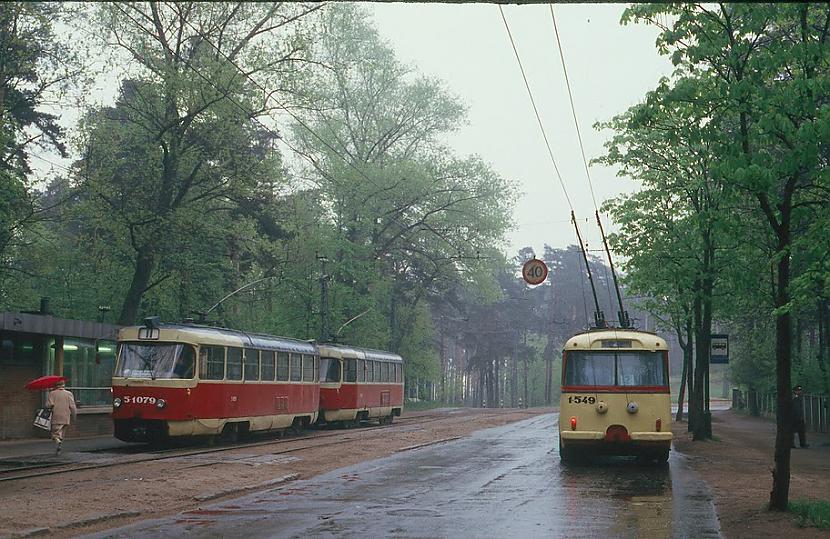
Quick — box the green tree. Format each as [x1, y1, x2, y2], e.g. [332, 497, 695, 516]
[292, 4, 517, 361]
[623, 3, 830, 509]
[88, 2, 320, 324]
[0, 2, 79, 302]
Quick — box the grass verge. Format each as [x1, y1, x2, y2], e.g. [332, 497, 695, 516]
[789, 500, 830, 529]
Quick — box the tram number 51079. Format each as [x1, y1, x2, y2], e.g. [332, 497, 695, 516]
[567, 395, 596, 404]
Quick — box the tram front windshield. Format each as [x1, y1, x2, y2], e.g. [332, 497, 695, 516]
[565, 351, 666, 387]
[115, 342, 196, 379]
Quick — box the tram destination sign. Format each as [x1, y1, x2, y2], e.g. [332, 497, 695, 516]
[710, 334, 729, 364]
[522, 258, 548, 286]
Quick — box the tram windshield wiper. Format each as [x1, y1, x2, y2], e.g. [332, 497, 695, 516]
[136, 349, 158, 380]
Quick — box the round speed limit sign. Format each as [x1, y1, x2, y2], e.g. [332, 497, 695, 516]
[522, 258, 548, 285]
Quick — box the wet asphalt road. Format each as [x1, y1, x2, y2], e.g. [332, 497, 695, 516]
[88, 414, 721, 539]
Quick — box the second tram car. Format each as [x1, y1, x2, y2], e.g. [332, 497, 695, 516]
[559, 329, 672, 463]
[112, 320, 320, 443]
[318, 343, 404, 426]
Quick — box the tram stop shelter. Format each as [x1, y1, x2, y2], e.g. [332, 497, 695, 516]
[0, 308, 120, 439]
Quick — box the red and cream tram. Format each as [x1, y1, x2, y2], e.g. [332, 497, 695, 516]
[112, 319, 320, 443]
[318, 343, 404, 426]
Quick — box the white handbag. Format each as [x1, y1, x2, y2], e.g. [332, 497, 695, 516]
[33, 408, 52, 431]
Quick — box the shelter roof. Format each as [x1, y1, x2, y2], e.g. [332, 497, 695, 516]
[0, 312, 120, 341]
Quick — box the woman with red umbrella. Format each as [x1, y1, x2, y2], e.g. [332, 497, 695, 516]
[45, 380, 76, 454]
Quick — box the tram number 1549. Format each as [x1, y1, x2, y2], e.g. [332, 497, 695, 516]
[567, 395, 596, 404]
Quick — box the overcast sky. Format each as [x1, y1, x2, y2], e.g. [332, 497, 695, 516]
[370, 3, 674, 257]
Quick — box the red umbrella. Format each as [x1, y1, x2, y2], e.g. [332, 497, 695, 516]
[24, 375, 67, 391]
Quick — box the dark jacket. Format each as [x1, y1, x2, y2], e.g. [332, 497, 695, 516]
[792, 394, 805, 424]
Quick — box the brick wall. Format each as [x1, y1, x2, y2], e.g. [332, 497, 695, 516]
[0, 365, 42, 439]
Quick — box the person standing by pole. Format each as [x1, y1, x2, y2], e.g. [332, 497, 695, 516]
[46, 381, 77, 454]
[791, 385, 809, 449]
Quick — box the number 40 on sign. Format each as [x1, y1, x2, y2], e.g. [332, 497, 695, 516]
[522, 258, 548, 285]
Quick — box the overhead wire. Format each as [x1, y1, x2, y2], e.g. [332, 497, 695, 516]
[497, 5, 574, 212]
[550, 5, 626, 326]
[549, 5, 599, 212]
[499, 5, 593, 325]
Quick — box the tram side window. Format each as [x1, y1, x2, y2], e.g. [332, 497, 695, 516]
[276, 352, 289, 381]
[261, 350, 276, 381]
[290, 353, 302, 382]
[302, 354, 315, 382]
[244, 349, 260, 381]
[344, 359, 357, 382]
[227, 348, 243, 380]
[373, 361, 381, 382]
[320, 357, 341, 383]
[395, 364, 402, 383]
[357, 359, 365, 382]
[315, 357, 320, 382]
[200, 346, 225, 380]
[382, 362, 390, 382]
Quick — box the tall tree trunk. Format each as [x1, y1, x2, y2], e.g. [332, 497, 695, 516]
[769, 221, 793, 510]
[818, 299, 829, 394]
[118, 246, 155, 325]
[511, 335, 518, 407]
[691, 284, 704, 435]
[692, 234, 715, 440]
[686, 317, 695, 431]
[675, 323, 691, 422]
[494, 357, 501, 407]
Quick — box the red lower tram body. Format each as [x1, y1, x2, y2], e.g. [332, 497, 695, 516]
[319, 382, 404, 425]
[112, 381, 319, 442]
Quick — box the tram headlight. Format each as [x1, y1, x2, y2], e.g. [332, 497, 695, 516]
[113, 397, 122, 409]
[156, 399, 166, 409]
[596, 401, 608, 414]
[626, 401, 639, 414]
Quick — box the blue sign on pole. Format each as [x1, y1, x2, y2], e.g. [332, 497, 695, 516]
[710, 334, 729, 364]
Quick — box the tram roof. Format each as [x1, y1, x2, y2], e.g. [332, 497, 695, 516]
[564, 328, 667, 352]
[316, 342, 403, 363]
[118, 323, 317, 354]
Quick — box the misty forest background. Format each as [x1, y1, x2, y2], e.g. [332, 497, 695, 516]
[2, 3, 829, 418]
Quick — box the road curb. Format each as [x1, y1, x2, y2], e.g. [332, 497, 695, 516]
[395, 436, 463, 452]
[194, 473, 299, 502]
[6, 512, 144, 537]
[10, 527, 50, 538]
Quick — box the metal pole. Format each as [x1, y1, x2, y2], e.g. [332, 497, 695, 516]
[318, 256, 330, 342]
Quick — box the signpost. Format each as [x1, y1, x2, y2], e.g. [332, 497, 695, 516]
[521, 258, 548, 286]
[710, 334, 729, 364]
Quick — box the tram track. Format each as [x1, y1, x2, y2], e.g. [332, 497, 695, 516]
[0, 409, 496, 483]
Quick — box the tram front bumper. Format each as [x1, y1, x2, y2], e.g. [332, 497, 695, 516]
[561, 431, 673, 442]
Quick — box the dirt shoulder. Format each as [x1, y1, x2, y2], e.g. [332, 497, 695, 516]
[672, 409, 830, 538]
